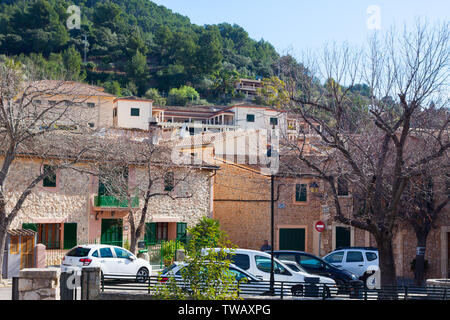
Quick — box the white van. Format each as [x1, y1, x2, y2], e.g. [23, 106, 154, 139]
[206, 248, 336, 296]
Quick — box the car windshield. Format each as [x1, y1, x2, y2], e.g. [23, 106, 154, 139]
[66, 247, 91, 257]
[162, 264, 179, 275]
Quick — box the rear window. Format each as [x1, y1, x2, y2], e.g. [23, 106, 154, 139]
[162, 264, 178, 275]
[366, 252, 378, 261]
[67, 247, 91, 257]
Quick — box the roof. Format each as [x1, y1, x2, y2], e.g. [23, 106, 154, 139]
[114, 96, 154, 103]
[7, 229, 36, 237]
[28, 80, 116, 98]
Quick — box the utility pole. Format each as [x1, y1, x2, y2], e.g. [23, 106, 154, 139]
[269, 173, 275, 295]
[83, 34, 89, 63]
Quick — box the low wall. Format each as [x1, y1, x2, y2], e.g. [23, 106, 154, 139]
[97, 292, 159, 300]
[18, 268, 60, 300]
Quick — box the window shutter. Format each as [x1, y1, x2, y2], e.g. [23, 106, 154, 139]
[145, 223, 157, 245]
[176, 223, 187, 243]
[63, 223, 77, 249]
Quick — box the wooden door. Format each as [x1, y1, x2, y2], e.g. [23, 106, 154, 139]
[279, 228, 306, 251]
[20, 236, 34, 269]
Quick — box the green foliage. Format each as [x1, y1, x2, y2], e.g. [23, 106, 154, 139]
[156, 217, 241, 300]
[0, 0, 282, 100]
[168, 85, 200, 106]
[144, 88, 166, 106]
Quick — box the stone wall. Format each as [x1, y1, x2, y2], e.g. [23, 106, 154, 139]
[18, 268, 60, 300]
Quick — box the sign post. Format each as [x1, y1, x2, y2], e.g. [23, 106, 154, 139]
[315, 221, 326, 257]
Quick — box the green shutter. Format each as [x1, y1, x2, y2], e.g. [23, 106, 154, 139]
[145, 223, 157, 245]
[63, 223, 77, 249]
[22, 223, 38, 232]
[176, 223, 187, 243]
[296, 184, 307, 202]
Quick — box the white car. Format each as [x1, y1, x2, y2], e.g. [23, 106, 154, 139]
[322, 247, 379, 281]
[206, 248, 337, 297]
[61, 245, 152, 282]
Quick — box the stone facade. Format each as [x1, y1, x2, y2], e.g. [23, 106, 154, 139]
[2, 155, 214, 250]
[212, 159, 449, 280]
[18, 268, 60, 300]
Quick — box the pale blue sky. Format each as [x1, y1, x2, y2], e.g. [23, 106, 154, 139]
[152, 0, 449, 56]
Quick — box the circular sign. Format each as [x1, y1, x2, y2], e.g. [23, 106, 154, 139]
[315, 221, 326, 233]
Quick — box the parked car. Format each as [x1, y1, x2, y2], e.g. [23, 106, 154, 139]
[206, 248, 337, 297]
[271, 250, 363, 293]
[60, 245, 152, 283]
[159, 261, 283, 296]
[322, 247, 379, 284]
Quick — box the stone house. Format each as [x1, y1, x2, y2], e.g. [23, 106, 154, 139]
[2, 135, 217, 266]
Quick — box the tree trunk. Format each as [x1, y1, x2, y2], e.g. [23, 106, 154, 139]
[413, 231, 428, 286]
[127, 212, 137, 254]
[376, 233, 398, 299]
[0, 218, 9, 282]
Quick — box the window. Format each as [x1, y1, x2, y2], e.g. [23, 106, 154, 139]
[131, 108, 140, 116]
[298, 256, 324, 269]
[276, 254, 296, 262]
[34, 100, 41, 105]
[10, 236, 19, 254]
[87, 103, 95, 108]
[346, 251, 364, 263]
[99, 247, 114, 258]
[164, 172, 174, 192]
[43, 165, 57, 188]
[255, 255, 291, 275]
[113, 108, 117, 117]
[230, 254, 251, 271]
[295, 184, 307, 202]
[337, 177, 349, 196]
[37, 223, 61, 249]
[48, 100, 57, 106]
[246, 114, 255, 122]
[324, 251, 344, 264]
[67, 247, 91, 257]
[88, 123, 95, 128]
[366, 252, 378, 261]
[269, 117, 278, 126]
[228, 268, 249, 281]
[157, 223, 168, 241]
[92, 250, 99, 258]
[114, 248, 131, 259]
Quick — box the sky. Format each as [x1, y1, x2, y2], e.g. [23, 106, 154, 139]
[152, 0, 449, 58]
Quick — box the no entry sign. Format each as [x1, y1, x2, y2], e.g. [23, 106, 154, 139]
[315, 221, 326, 233]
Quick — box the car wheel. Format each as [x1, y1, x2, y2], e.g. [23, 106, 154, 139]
[291, 285, 304, 297]
[136, 267, 149, 283]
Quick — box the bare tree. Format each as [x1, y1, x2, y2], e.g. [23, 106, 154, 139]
[283, 21, 449, 292]
[0, 58, 100, 280]
[92, 135, 203, 254]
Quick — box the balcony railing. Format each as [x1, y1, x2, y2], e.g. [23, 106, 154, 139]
[94, 195, 139, 208]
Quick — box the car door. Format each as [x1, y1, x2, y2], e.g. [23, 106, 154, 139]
[98, 247, 118, 275]
[113, 247, 136, 275]
[343, 251, 366, 276]
[253, 255, 293, 283]
[323, 251, 345, 269]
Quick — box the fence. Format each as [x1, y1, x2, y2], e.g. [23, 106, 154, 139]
[144, 240, 184, 271]
[97, 274, 450, 301]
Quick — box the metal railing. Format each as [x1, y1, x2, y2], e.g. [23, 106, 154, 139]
[98, 274, 450, 300]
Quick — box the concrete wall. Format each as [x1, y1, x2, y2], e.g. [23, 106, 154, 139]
[116, 100, 153, 130]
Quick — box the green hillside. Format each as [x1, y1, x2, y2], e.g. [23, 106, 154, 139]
[0, 0, 282, 103]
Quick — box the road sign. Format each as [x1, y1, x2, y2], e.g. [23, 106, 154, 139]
[315, 221, 326, 233]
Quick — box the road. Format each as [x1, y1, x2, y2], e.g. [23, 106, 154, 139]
[0, 287, 11, 300]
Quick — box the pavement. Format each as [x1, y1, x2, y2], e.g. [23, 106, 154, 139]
[0, 286, 11, 300]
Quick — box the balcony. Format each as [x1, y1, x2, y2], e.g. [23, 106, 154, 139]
[94, 195, 139, 208]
